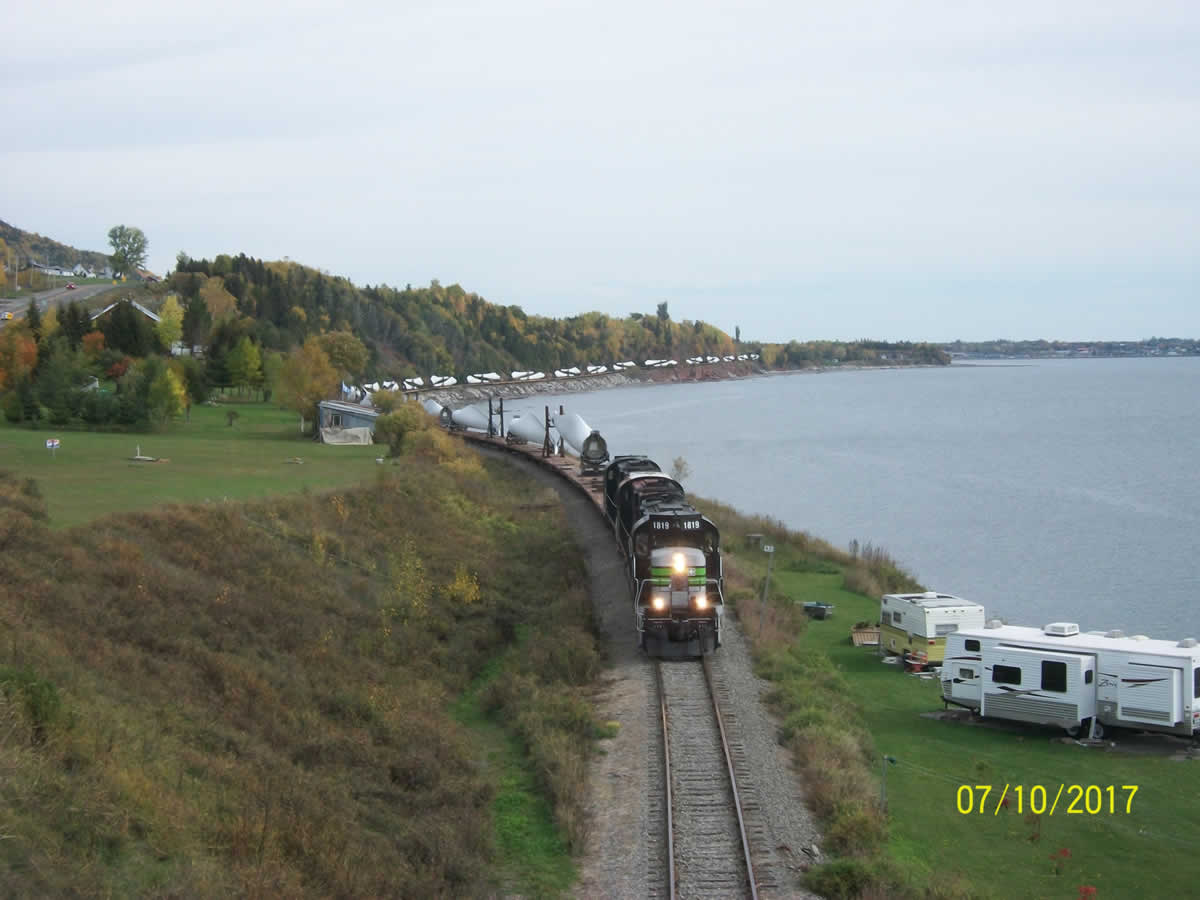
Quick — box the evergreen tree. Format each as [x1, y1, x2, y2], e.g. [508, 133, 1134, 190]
[25, 299, 42, 342]
[181, 294, 212, 348]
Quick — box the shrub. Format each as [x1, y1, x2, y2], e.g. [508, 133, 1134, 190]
[374, 403, 435, 456]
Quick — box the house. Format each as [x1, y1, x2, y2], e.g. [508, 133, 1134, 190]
[131, 269, 161, 283]
[317, 400, 380, 445]
[89, 300, 161, 323]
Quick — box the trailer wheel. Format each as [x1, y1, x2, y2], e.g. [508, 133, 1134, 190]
[1091, 720, 1105, 740]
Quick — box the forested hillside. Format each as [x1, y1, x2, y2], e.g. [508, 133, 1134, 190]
[0, 220, 109, 271]
[171, 254, 740, 377]
[170, 253, 948, 379]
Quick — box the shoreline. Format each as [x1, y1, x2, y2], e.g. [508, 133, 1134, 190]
[415, 360, 948, 408]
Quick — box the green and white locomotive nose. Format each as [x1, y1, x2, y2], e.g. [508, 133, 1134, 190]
[648, 547, 708, 613]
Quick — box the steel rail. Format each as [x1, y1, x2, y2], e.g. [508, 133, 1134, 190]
[702, 655, 759, 900]
[656, 661, 677, 900]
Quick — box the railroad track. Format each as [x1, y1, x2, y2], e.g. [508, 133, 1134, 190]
[656, 657, 760, 899]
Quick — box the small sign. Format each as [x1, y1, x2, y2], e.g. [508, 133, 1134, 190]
[45, 438, 60, 450]
[762, 544, 774, 553]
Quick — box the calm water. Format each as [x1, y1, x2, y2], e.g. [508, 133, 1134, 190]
[527, 358, 1200, 639]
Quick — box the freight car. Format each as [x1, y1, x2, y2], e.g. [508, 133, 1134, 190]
[604, 456, 724, 657]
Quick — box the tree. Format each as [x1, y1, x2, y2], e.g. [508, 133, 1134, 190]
[670, 456, 691, 482]
[100, 301, 156, 357]
[181, 294, 212, 347]
[260, 350, 283, 403]
[0, 325, 38, 390]
[144, 359, 186, 424]
[199, 275, 237, 321]
[40, 305, 59, 339]
[25, 300, 42, 342]
[276, 338, 338, 433]
[735, 325, 741, 345]
[108, 225, 148, 278]
[156, 295, 184, 349]
[226, 336, 262, 394]
[60, 301, 92, 351]
[373, 404, 432, 457]
[317, 331, 368, 382]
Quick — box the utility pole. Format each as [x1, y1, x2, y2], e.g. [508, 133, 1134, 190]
[880, 755, 897, 812]
[757, 544, 775, 638]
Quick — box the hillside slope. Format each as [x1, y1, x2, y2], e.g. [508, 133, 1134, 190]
[0, 219, 109, 271]
[0, 436, 600, 896]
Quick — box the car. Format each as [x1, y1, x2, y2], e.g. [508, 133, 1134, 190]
[66, 282, 77, 290]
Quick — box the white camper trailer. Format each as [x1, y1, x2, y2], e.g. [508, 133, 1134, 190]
[942, 622, 1200, 739]
[879, 592, 985, 664]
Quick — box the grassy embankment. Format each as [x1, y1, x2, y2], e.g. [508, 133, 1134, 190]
[694, 497, 1200, 900]
[0, 407, 597, 896]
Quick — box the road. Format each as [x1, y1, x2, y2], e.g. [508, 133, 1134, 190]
[0, 282, 118, 321]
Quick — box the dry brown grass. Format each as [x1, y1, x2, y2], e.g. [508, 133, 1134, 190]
[0, 440, 593, 897]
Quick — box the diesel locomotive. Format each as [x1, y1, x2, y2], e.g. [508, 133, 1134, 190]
[603, 456, 724, 656]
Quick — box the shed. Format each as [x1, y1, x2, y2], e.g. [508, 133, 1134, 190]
[318, 400, 380, 444]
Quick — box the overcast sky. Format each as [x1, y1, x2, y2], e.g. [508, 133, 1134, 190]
[4, 1, 1197, 342]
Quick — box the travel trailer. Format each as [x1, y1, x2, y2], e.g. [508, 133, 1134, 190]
[879, 592, 985, 664]
[942, 621, 1200, 739]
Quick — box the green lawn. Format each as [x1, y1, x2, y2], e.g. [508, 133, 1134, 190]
[767, 567, 1200, 899]
[453, 643, 576, 899]
[0, 402, 382, 528]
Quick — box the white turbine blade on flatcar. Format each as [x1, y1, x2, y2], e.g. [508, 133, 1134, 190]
[556, 413, 594, 455]
[450, 404, 490, 431]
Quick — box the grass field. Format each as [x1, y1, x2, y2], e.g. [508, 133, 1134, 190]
[0, 402, 381, 528]
[728, 535, 1200, 899]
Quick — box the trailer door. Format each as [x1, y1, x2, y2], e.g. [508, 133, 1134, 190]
[1118, 664, 1182, 727]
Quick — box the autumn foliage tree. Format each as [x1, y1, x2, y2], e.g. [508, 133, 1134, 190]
[156, 295, 184, 350]
[317, 331, 368, 384]
[225, 336, 263, 395]
[277, 338, 338, 433]
[0, 325, 38, 390]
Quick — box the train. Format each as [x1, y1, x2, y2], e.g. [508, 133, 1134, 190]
[603, 455, 724, 657]
[435, 399, 725, 657]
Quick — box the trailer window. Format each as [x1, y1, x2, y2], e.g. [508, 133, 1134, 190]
[1085, 670, 1093, 684]
[992, 665, 1021, 685]
[881, 612, 891, 626]
[1041, 661, 1067, 693]
[1195, 668, 1199, 699]
[965, 639, 980, 652]
[935, 624, 958, 636]
[959, 668, 975, 680]
[893, 612, 902, 625]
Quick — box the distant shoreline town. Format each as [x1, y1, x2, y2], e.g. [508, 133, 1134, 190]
[943, 337, 1197, 359]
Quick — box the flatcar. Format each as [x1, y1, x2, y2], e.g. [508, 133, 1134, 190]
[603, 456, 724, 656]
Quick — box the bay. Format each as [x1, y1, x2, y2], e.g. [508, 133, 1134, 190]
[529, 358, 1200, 639]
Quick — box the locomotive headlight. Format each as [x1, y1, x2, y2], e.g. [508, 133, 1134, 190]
[672, 553, 686, 574]
[651, 595, 667, 612]
[694, 594, 708, 610]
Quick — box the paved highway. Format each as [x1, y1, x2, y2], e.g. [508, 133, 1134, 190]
[0, 283, 119, 321]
